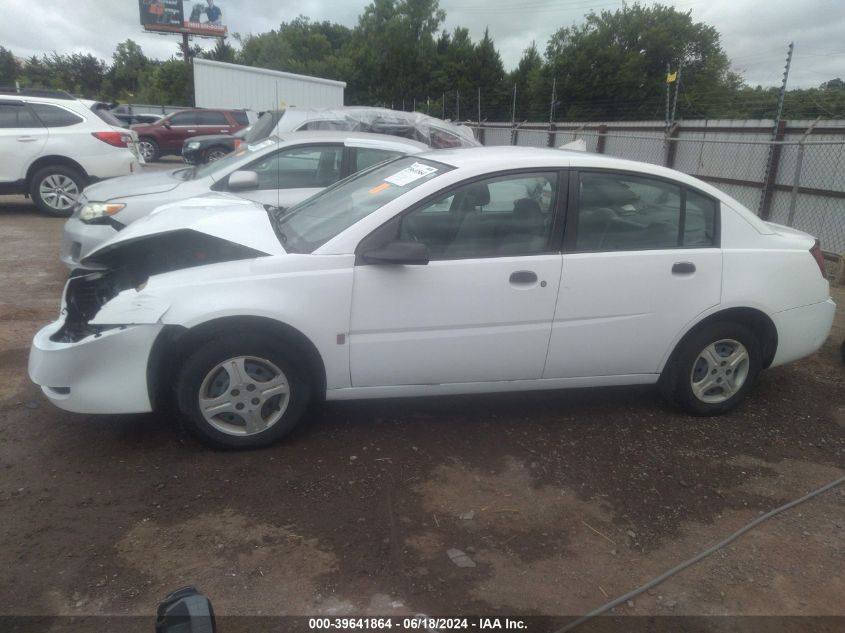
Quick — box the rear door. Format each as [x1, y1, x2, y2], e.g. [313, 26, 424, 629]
[195, 110, 233, 136]
[544, 170, 722, 378]
[0, 100, 47, 184]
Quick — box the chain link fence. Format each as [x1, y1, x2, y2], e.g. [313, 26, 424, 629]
[467, 121, 845, 279]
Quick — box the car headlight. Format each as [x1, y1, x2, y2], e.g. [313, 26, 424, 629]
[78, 202, 126, 223]
[186, 141, 201, 150]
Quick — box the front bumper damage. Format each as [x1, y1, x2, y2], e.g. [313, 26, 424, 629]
[28, 268, 167, 414]
[30, 227, 272, 415]
[29, 319, 163, 414]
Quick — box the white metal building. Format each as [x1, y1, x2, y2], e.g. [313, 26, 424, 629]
[193, 59, 346, 112]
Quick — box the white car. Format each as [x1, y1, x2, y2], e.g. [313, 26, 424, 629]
[61, 131, 427, 268]
[29, 147, 835, 449]
[0, 91, 142, 216]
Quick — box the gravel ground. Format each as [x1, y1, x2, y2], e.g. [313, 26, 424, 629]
[1, 176, 844, 628]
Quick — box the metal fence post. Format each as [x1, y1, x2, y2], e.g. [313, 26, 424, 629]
[596, 125, 608, 154]
[786, 117, 821, 227]
[664, 123, 681, 168]
[759, 120, 787, 219]
[547, 122, 557, 147]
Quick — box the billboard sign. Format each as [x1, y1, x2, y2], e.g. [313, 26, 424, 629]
[139, 1, 227, 37]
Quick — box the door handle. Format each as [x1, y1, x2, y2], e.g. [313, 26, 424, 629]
[672, 262, 696, 275]
[509, 270, 538, 284]
[187, 129, 197, 133]
[17, 136, 37, 142]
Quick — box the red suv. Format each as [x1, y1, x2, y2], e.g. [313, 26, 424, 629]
[132, 109, 249, 161]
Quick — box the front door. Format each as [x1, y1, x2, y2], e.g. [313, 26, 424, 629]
[349, 171, 565, 387]
[233, 144, 344, 208]
[544, 170, 723, 378]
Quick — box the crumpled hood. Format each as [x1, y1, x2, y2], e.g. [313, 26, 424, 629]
[82, 194, 286, 267]
[83, 169, 185, 201]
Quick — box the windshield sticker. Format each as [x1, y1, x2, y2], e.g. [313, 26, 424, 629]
[368, 182, 391, 195]
[384, 162, 438, 186]
[247, 139, 275, 151]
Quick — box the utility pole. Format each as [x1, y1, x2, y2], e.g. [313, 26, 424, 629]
[442, 93, 445, 119]
[413, 97, 416, 112]
[181, 32, 191, 66]
[456, 90, 460, 121]
[670, 60, 683, 126]
[512, 83, 517, 124]
[549, 77, 556, 124]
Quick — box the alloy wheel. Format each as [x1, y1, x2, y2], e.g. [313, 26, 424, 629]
[198, 355, 290, 436]
[689, 338, 750, 404]
[39, 174, 79, 211]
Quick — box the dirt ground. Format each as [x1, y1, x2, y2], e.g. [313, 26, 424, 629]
[1, 179, 844, 628]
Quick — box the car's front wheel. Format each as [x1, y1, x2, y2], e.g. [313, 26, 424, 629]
[660, 321, 762, 415]
[30, 165, 86, 217]
[205, 146, 229, 162]
[176, 334, 311, 449]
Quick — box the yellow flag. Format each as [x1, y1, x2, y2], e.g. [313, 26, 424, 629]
[666, 71, 678, 83]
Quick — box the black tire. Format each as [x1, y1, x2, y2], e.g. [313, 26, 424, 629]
[138, 137, 160, 162]
[659, 321, 762, 416]
[205, 146, 229, 162]
[176, 334, 312, 449]
[30, 164, 86, 217]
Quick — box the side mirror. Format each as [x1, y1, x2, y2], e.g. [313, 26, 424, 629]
[362, 240, 429, 265]
[162, 121, 171, 129]
[227, 170, 259, 191]
[156, 586, 215, 633]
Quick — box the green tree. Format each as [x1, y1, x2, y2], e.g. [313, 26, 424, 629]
[107, 40, 150, 99]
[540, 3, 738, 120]
[0, 46, 19, 87]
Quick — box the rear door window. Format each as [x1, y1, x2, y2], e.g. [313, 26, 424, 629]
[195, 111, 229, 126]
[232, 111, 249, 126]
[0, 102, 42, 128]
[573, 171, 717, 251]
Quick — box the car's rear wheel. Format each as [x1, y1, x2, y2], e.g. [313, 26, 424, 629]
[138, 137, 160, 162]
[176, 334, 311, 449]
[660, 321, 762, 415]
[30, 165, 85, 217]
[206, 146, 229, 162]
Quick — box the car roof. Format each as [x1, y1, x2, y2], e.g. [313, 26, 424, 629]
[277, 130, 429, 151]
[418, 145, 724, 191]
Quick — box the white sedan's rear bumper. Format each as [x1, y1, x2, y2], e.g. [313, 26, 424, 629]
[28, 319, 162, 414]
[770, 298, 836, 367]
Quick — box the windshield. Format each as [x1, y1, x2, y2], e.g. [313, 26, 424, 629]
[192, 137, 279, 180]
[272, 156, 451, 253]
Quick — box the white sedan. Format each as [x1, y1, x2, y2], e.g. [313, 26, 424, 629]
[30, 147, 836, 449]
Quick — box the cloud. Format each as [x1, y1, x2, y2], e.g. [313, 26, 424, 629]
[3, 0, 843, 88]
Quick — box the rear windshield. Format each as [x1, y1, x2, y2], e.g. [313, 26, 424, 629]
[244, 110, 283, 144]
[92, 108, 123, 127]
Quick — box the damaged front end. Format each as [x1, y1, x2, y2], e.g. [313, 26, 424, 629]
[52, 229, 269, 343]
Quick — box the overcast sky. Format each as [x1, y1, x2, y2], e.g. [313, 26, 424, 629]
[3, 0, 843, 89]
